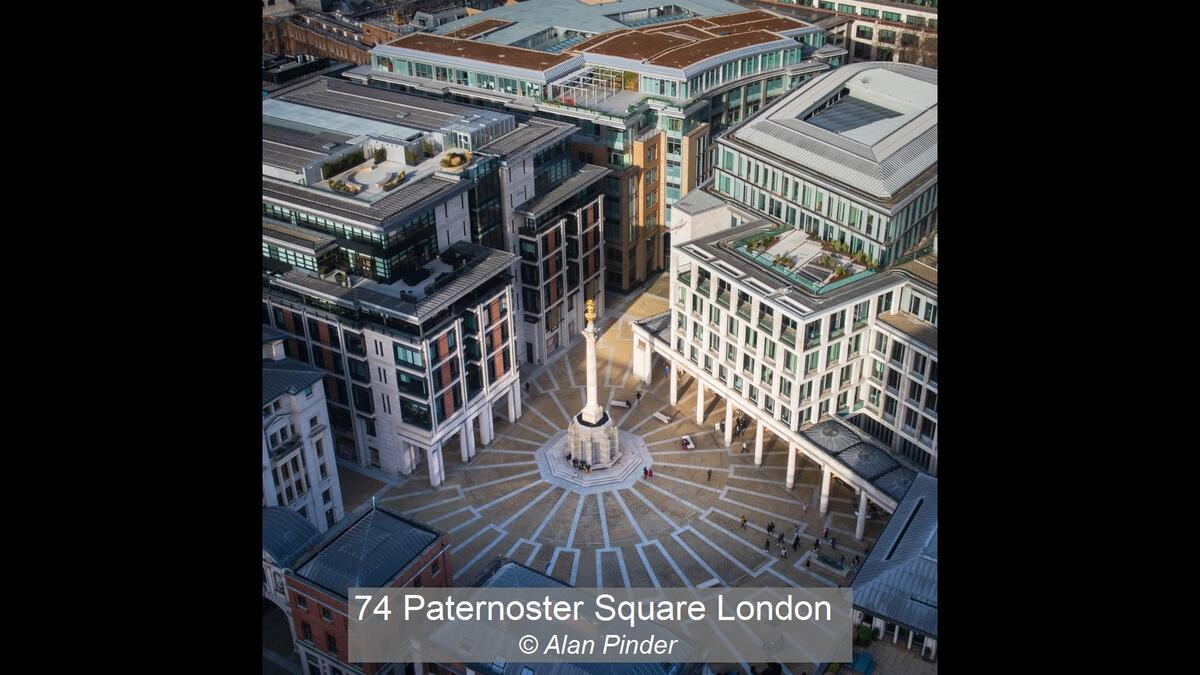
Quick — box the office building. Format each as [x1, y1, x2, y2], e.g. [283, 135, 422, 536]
[346, 1, 847, 291]
[632, 61, 936, 536]
[263, 77, 607, 481]
[769, 0, 937, 65]
[285, 505, 453, 675]
[264, 327, 347, 532]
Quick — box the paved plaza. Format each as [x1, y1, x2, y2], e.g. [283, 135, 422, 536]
[363, 275, 913, 674]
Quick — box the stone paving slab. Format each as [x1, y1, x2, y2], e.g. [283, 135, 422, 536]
[574, 546, 597, 587]
[638, 542, 684, 587]
[535, 492, 582, 546]
[337, 469, 387, 513]
[621, 545, 654, 587]
[598, 549, 624, 588]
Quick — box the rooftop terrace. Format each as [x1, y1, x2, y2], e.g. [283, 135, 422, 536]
[270, 240, 519, 322]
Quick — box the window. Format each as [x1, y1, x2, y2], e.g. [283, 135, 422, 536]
[432, 559, 441, 576]
[304, 385, 313, 398]
[325, 509, 335, 528]
[908, 380, 923, 404]
[912, 353, 927, 377]
[820, 373, 833, 394]
[301, 622, 312, 642]
[804, 351, 819, 375]
[909, 294, 922, 315]
[874, 333, 889, 355]
[309, 416, 319, 429]
[322, 489, 331, 504]
[297, 595, 308, 609]
[321, 607, 332, 622]
[327, 635, 337, 653]
[890, 342, 906, 365]
[826, 342, 840, 365]
[784, 351, 797, 374]
[877, 291, 893, 314]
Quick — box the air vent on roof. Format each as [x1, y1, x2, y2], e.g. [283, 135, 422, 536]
[321, 143, 337, 150]
[684, 244, 714, 261]
[745, 278, 774, 295]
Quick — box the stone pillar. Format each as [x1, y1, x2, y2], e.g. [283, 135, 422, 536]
[459, 422, 471, 463]
[428, 444, 444, 488]
[820, 464, 831, 514]
[507, 387, 519, 423]
[512, 382, 523, 419]
[466, 416, 477, 458]
[724, 400, 734, 446]
[695, 379, 705, 424]
[482, 405, 495, 445]
[856, 490, 868, 541]
[786, 443, 797, 489]
[669, 365, 679, 406]
[754, 420, 764, 465]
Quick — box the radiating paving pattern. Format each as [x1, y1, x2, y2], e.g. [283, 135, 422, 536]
[375, 276, 892, 674]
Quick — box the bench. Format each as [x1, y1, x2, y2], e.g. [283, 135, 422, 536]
[610, 399, 630, 409]
[652, 411, 672, 424]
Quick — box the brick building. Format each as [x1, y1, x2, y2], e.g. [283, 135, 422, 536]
[285, 505, 453, 675]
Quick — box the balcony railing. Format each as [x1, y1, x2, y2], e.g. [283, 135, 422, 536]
[716, 290, 730, 309]
[697, 279, 711, 296]
[758, 315, 773, 332]
[805, 334, 821, 349]
[853, 316, 869, 330]
[781, 327, 797, 348]
[736, 304, 752, 321]
[677, 269, 692, 286]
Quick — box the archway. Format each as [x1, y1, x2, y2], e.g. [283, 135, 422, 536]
[262, 597, 301, 675]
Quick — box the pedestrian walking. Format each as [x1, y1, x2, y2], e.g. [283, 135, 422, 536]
[636, 391, 643, 401]
[649, 468, 654, 479]
[740, 515, 747, 529]
[853, 555, 859, 567]
[643, 467, 648, 479]
[707, 468, 712, 481]
[839, 554, 845, 567]
[781, 546, 788, 560]
[777, 532, 784, 545]
[830, 536, 837, 550]
[764, 538, 771, 552]
[822, 526, 829, 539]
[804, 559, 810, 569]
[742, 441, 748, 454]
[792, 536, 799, 552]
[801, 503, 808, 517]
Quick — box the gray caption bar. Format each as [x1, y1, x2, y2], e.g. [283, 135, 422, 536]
[349, 587, 852, 664]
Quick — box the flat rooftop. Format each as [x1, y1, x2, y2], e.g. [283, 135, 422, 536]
[269, 241, 519, 322]
[675, 215, 931, 312]
[724, 61, 937, 202]
[445, 17, 513, 39]
[262, 173, 469, 228]
[515, 163, 610, 218]
[274, 77, 510, 133]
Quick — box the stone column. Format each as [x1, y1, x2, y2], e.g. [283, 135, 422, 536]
[820, 464, 831, 514]
[754, 420, 764, 465]
[483, 405, 495, 445]
[428, 444, 444, 487]
[856, 490, 868, 541]
[786, 443, 797, 489]
[695, 379, 705, 424]
[581, 299, 603, 423]
[512, 382, 523, 420]
[460, 422, 471, 463]
[669, 365, 679, 406]
[507, 387, 519, 423]
[724, 399, 734, 446]
[466, 416, 477, 458]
